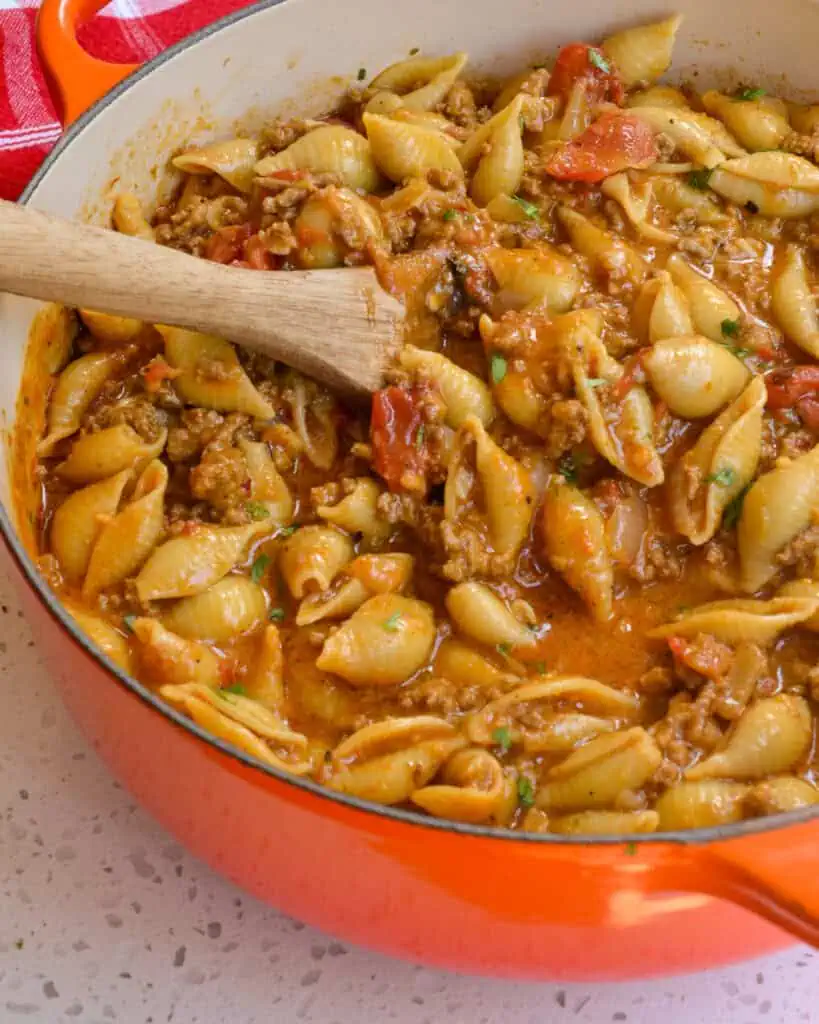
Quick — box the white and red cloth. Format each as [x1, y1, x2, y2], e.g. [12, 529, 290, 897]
[0, 0, 251, 200]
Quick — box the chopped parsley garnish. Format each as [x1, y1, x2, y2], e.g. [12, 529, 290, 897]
[624, 841, 638, 856]
[517, 776, 535, 807]
[511, 194, 539, 219]
[723, 486, 749, 529]
[587, 48, 611, 74]
[442, 209, 458, 222]
[735, 86, 766, 102]
[490, 352, 508, 385]
[586, 377, 607, 388]
[357, 67, 367, 81]
[415, 425, 425, 450]
[278, 524, 299, 538]
[721, 317, 741, 339]
[706, 467, 736, 487]
[533, 660, 547, 675]
[14, 939, 23, 950]
[268, 607, 285, 621]
[123, 614, 137, 633]
[558, 453, 578, 484]
[245, 501, 270, 521]
[496, 642, 513, 657]
[409, 47, 419, 55]
[687, 167, 713, 191]
[382, 611, 403, 632]
[223, 684, 246, 696]
[251, 553, 270, 583]
[492, 726, 512, 754]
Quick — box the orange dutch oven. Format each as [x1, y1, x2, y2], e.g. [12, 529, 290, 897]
[1, 0, 818, 981]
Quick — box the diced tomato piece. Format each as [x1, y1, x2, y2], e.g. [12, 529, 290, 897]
[765, 366, 819, 409]
[547, 43, 624, 106]
[544, 112, 657, 183]
[204, 223, 252, 264]
[266, 169, 306, 182]
[243, 234, 274, 270]
[613, 349, 647, 401]
[295, 225, 333, 247]
[797, 396, 819, 431]
[142, 357, 181, 393]
[370, 386, 427, 492]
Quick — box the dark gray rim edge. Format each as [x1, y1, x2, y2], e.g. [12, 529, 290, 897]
[7, 0, 819, 855]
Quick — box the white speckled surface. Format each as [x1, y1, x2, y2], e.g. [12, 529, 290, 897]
[1, 565, 817, 1024]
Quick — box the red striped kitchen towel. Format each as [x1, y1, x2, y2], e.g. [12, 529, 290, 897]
[0, 0, 252, 200]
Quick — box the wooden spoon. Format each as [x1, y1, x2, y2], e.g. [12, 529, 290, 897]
[0, 200, 405, 396]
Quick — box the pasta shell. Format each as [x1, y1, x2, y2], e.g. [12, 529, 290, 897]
[344, 552, 415, 595]
[79, 308, 143, 345]
[83, 460, 168, 598]
[132, 618, 221, 687]
[749, 777, 819, 814]
[135, 523, 267, 601]
[367, 52, 468, 113]
[316, 477, 391, 546]
[649, 595, 819, 645]
[435, 639, 510, 689]
[540, 479, 613, 622]
[468, 95, 526, 207]
[651, 176, 730, 226]
[255, 126, 382, 192]
[668, 375, 765, 544]
[112, 193, 154, 240]
[237, 438, 294, 526]
[771, 246, 819, 358]
[279, 525, 354, 598]
[161, 681, 312, 774]
[50, 469, 130, 582]
[38, 352, 121, 456]
[485, 245, 581, 315]
[701, 91, 790, 152]
[411, 748, 516, 825]
[173, 138, 258, 193]
[446, 582, 536, 649]
[630, 106, 733, 168]
[316, 594, 436, 686]
[159, 326, 275, 420]
[631, 273, 694, 343]
[491, 366, 549, 434]
[67, 604, 132, 673]
[550, 810, 659, 835]
[789, 103, 819, 134]
[601, 15, 683, 87]
[243, 624, 285, 713]
[32, 303, 78, 375]
[600, 174, 677, 243]
[655, 781, 750, 829]
[399, 346, 494, 427]
[710, 152, 819, 217]
[777, 579, 819, 630]
[363, 113, 463, 182]
[686, 695, 812, 781]
[535, 727, 662, 812]
[57, 424, 168, 484]
[557, 206, 648, 284]
[665, 254, 741, 342]
[738, 443, 819, 592]
[296, 578, 370, 627]
[162, 576, 267, 641]
[643, 336, 749, 418]
[294, 187, 385, 270]
[627, 85, 690, 109]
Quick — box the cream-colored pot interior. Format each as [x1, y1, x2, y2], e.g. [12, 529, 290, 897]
[2, 0, 819, 555]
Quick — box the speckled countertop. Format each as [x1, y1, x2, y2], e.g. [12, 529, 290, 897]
[1, 566, 817, 1024]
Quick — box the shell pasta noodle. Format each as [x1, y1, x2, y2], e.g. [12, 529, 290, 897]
[25, 14, 819, 837]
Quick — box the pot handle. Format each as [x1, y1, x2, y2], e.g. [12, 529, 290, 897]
[37, 0, 140, 125]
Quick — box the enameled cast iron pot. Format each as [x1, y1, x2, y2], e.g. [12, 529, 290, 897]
[4, 0, 819, 980]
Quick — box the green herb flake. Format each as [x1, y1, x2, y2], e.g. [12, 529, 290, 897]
[268, 607, 285, 622]
[442, 208, 458, 222]
[382, 611, 403, 632]
[357, 67, 367, 81]
[624, 841, 638, 856]
[735, 86, 766, 102]
[492, 726, 512, 754]
[558, 453, 578, 484]
[586, 377, 607, 388]
[496, 642, 513, 657]
[511, 194, 539, 219]
[721, 317, 741, 339]
[223, 684, 246, 696]
[587, 47, 611, 74]
[409, 47, 420, 55]
[251, 553, 270, 583]
[723, 486, 749, 530]
[533, 660, 547, 674]
[517, 776, 535, 807]
[278, 524, 299, 538]
[490, 352, 508, 385]
[415, 425, 425, 450]
[123, 614, 137, 634]
[706, 467, 736, 487]
[687, 167, 713, 191]
[14, 939, 23, 950]
[245, 501, 270, 521]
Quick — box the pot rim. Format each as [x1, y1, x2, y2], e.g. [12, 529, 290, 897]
[9, 0, 819, 849]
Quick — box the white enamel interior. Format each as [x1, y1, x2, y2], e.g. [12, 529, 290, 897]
[3, 0, 819, 519]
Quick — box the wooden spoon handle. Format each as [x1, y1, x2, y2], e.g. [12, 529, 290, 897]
[0, 200, 403, 395]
